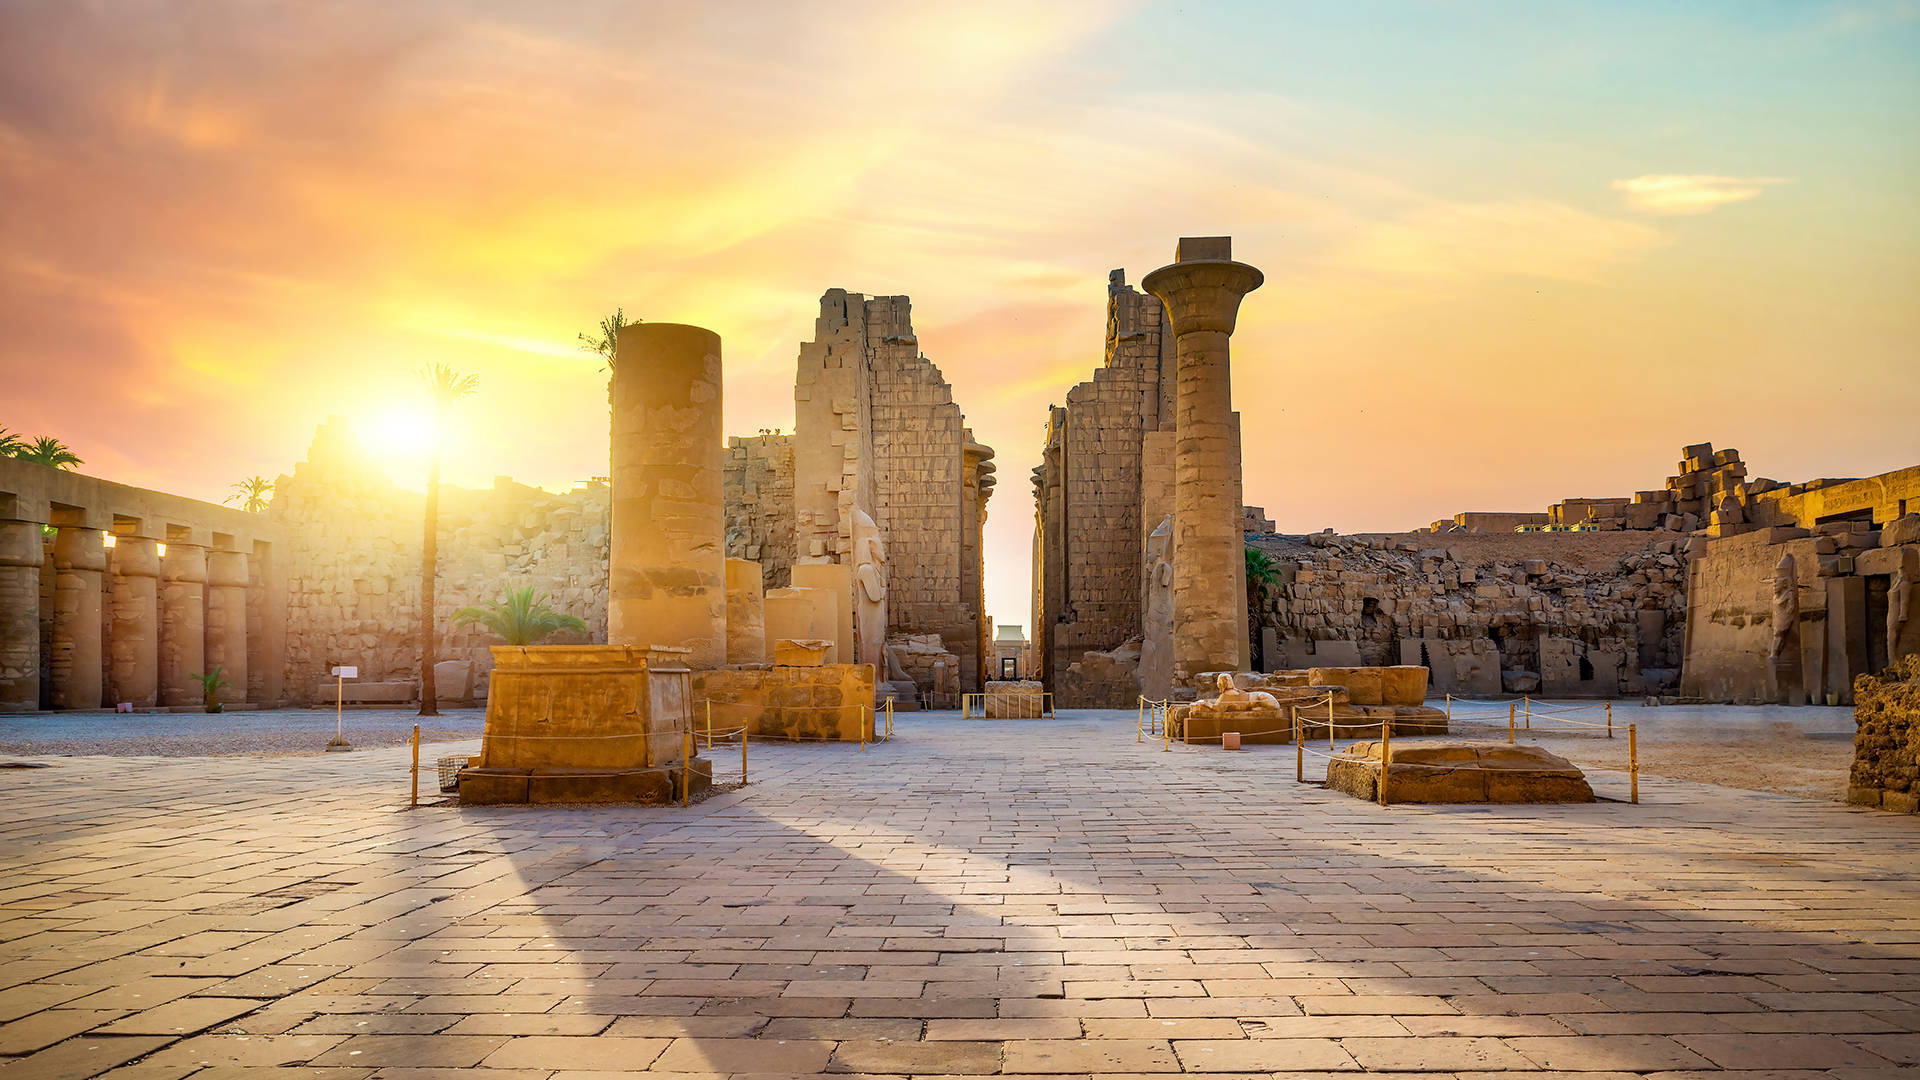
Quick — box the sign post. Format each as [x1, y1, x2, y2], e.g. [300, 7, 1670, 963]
[327, 665, 357, 752]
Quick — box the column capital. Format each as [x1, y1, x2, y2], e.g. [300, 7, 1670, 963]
[1141, 259, 1264, 337]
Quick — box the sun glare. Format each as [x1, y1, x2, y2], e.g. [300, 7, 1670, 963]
[356, 409, 438, 459]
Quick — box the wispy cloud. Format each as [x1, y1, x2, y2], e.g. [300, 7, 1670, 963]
[1613, 174, 1791, 215]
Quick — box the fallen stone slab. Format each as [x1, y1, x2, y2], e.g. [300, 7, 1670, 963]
[1327, 740, 1594, 804]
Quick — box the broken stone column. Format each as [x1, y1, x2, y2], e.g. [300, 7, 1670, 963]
[789, 561, 851, 664]
[725, 557, 767, 665]
[764, 587, 826, 660]
[50, 528, 105, 710]
[158, 543, 206, 707]
[0, 520, 44, 712]
[1143, 236, 1263, 682]
[609, 323, 726, 669]
[205, 549, 249, 706]
[109, 536, 160, 707]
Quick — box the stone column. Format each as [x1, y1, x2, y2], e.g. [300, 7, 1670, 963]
[158, 543, 206, 707]
[0, 521, 44, 712]
[1143, 236, 1263, 682]
[725, 557, 767, 665]
[109, 536, 160, 707]
[205, 550, 249, 705]
[609, 323, 727, 669]
[50, 528, 105, 710]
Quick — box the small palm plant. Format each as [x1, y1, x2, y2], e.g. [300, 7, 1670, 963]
[188, 666, 230, 712]
[452, 586, 587, 646]
[1246, 546, 1284, 670]
[226, 476, 275, 513]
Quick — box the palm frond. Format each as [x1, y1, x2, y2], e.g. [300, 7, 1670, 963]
[452, 585, 587, 646]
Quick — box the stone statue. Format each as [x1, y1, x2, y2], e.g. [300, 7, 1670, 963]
[852, 508, 887, 673]
[1769, 553, 1797, 663]
[1188, 672, 1281, 718]
[884, 643, 913, 685]
[1890, 558, 1913, 667]
[1140, 515, 1175, 700]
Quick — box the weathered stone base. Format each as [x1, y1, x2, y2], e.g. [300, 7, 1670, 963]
[694, 664, 877, 742]
[460, 759, 713, 805]
[1178, 704, 1448, 744]
[1327, 740, 1594, 804]
[984, 680, 1048, 719]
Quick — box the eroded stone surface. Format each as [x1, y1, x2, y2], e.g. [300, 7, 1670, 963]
[1328, 739, 1596, 804]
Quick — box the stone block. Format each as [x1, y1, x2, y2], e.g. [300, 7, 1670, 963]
[773, 639, 833, 666]
[1326, 741, 1593, 804]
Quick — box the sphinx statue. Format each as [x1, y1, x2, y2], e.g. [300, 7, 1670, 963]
[852, 508, 887, 673]
[1188, 672, 1281, 718]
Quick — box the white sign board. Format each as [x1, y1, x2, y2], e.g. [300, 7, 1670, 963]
[331, 666, 358, 679]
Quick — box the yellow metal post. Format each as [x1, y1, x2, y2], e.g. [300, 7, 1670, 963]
[410, 724, 419, 807]
[682, 725, 693, 807]
[1524, 696, 1531, 730]
[1293, 707, 1303, 784]
[1379, 716, 1392, 807]
[1629, 724, 1639, 804]
[705, 700, 713, 750]
[741, 727, 748, 786]
[1445, 693, 1451, 720]
[860, 706, 868, 752]
[1606, 701, 1613, 739]
[1137, 697, 1144, 743]
[1508, 702, 1516, 744]
[1328, 696, 1335, 751]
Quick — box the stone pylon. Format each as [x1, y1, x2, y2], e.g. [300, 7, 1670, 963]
[609, 323, 727, 669]
[1143, 237, 1262, 682]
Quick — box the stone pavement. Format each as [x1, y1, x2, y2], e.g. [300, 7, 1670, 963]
[1, 710, 1916, 1079]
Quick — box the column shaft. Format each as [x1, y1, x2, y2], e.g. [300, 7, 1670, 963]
[205, 550, 249, 705]
[0, 522, 45, 713]
[50, 528, 105, 710]
[158, 544, 206, 707]
[609, 323, 727, 668]
[110, 537, 160, 707]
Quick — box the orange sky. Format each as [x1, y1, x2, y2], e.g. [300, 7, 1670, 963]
[3, 1, 1917, 628]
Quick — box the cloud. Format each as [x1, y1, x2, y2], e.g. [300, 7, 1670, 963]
[1330, 199, 1667, 285]
[1613, 174, 1791, 215]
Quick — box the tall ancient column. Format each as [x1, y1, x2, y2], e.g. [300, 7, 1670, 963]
[205, 550, 249, 706]
[109, 536, 160, 707]
[158, 543, 206, 707]
[0, 520, 44, 712]
[1143, 237, 1263, 682]
[50, 528, 105, 710]
[609, 323, 727, 669]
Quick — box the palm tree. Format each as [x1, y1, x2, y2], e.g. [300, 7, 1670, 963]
[226, 476, 275, 513]
[0, 428, 24, 458]
[577, 307, 633, 371]
[453, 586, 587, 646]
[12, 436, 83, 470]
[1246, 546, 1283, 670]
[419, 364, 478, 717]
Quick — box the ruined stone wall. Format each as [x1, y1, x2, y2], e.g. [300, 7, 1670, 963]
[1849, 654, 1920, 813]
[723, 435, 794, 589]
[273, 419, 606, 703]
[1030, 273, 1172, 704]
[1253, 531, 1688, 698]
[789, 290, 992, 690]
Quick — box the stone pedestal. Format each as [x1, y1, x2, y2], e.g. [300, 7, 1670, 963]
[459, 644, 702, 805]
[158, 543, 206, 707]
[0, 521, 44, 713]
[789, 561, 851, 665]
[109, 536, 160, 707]
[1143, 237, 1262, 683]
[609, 323, 726, 669]
[205, 550, 249, 705]
[50, 528, 105, 710]
[725, 558, 767, 665]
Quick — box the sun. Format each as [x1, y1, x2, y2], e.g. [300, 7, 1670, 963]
[355, 408, 438, 461]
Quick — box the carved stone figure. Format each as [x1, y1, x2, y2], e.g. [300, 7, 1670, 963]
[1188, 672, 1281, 718]
[1770, 553, 1797, 663]
[851, 508, 887, 673]
[1890, 559, 1913, 667]
[1140, 515, 1175, 700]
